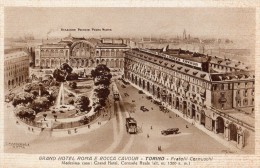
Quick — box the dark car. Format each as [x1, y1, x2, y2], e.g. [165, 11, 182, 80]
[121, 85, 126, 88]
[153, 100, 162, 105]
[138, 90, 144, 94]
[146, 96, 152, 100]
[140, 106, 149, 112]
[161, 128, 179, 135]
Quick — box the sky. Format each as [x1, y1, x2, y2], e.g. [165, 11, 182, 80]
[4, 7, 255, 41]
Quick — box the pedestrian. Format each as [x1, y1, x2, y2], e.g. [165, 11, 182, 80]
[147, 134, 149, 138]
[151, 126, 153, 130]
[186, 125, 189, 128]
[151, 107, 153, 110]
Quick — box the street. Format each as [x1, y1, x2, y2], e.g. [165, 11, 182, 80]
[4, 79, 232, 154]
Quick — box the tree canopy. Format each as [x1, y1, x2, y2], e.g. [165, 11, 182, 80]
[15, 106, 36, 121]
[75, 96, 90, 112]
[12, 92, 35, 107]
[29, 96, 51, 113]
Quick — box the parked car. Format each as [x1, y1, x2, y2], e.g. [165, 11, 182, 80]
[146, 96, 152, 100]
[153, 100, 162, 105]
[138, 90, 144, 94]
[68, 93, 74, 97]
[161, 128, 179, 135]
[121, 85, 126, 88]
[140, 106, 149, 112]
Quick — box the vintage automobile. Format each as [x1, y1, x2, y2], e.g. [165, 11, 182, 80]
[125, 117, 137, 134]
[140, 106, 149, 112]
[138, 90, 144, 94]
[161, 128, 179, 135]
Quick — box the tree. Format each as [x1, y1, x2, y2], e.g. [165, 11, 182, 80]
[12, 92, 35, 107]
[91, 64, 112, 86]
[60, 63, 73, 74]
[94, 87, 110, 100]
[91, 64, 111, 78]
[29, 96, 51, 113]
[69, 82, 77, 89]
[66, 73, 79, 81]
[15, 106, 36, 121]
[75, 96, 90, 112]
[53, 68, 66, 82]
[24, 83, 32, 92]
[68, 98, 74, 105]
[48, 86, 59, 102]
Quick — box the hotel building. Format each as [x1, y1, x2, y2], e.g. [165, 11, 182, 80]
[124, 48, 254, 149]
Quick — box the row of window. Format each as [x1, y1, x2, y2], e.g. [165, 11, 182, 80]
[5, 58, 28, 69]
[236, 89, 254, 97]
[131, 60, 210, 90]
[211, 63, 238, 71]
[237, 98, 254, 106]
[99, 51, 124, 57]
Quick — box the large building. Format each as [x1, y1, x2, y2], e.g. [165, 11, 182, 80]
[124, 48, 255, 149]
[35, 36, 129, 69]
[4, 49, 30, 92]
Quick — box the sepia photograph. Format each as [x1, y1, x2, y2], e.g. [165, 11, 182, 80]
[1, 3, 259, 167]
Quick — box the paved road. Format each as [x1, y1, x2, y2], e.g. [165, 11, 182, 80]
[4, 79, 233, 154]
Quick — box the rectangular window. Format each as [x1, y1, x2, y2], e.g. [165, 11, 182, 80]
[244, 90, 248, 97]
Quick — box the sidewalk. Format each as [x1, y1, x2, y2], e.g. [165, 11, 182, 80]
[51, 113, 110, 137]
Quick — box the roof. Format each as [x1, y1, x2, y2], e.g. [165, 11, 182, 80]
[40, 43, 69, 48]
[210, 56, 252, 70]
[96, 43, 128, 48]
[218, 108, 254, 127]
[4, 48, 25, 54]
[138, 48, 209, 63]
[4, 50, 28, 61]
[127, 49, 211, 82]
[210, 71, 255, 82]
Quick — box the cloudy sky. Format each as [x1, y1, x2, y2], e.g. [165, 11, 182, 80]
[5, 7, 255, 41]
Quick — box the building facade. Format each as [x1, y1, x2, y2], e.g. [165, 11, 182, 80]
[35, 36, 129, 69]
[124, 48, 255, 149]
[4, 49, 29, 92]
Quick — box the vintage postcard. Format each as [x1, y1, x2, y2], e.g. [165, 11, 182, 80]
[1, 1, 260, 167]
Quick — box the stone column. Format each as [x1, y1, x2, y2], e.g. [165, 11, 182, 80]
[214, 119, 218, 134]
[224, 126, 229, 141]
[237, 128, 244, 149]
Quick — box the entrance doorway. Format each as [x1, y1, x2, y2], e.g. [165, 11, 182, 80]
[191, 104, 196, 119]
[229, 123, 237, 142]
[200, 110, 206, 126]
[216, 116, 224, 134]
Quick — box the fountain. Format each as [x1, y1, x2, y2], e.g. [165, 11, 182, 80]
[51, 82, 75, 112]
